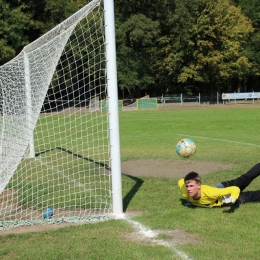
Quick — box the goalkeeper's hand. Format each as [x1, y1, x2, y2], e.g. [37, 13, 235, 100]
[222, 197, 236, 205]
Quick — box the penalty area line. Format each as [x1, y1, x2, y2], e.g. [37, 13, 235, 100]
[175, 134, 260, 148]
[126, 218, 192, 260]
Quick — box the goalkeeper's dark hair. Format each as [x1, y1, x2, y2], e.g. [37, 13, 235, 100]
[184, 171, 201, 184]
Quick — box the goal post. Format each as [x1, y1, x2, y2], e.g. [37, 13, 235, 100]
[0, 0, 123, 229]
[103, 0, 123, 217]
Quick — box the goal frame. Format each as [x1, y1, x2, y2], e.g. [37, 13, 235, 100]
[0, 0, 123, 224]
[103, 0, 123, 217]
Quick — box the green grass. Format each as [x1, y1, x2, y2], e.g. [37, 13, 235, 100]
[2, 105, 260, 259]
[9, 113, 111, 211]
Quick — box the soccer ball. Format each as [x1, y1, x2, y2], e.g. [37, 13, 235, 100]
[176, 139, 196, 158]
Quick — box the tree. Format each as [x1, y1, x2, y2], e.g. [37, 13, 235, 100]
[21, 0, 86, 42]
[156, 0, 253, 94]
[0, 0, 86, 65]
[184, 0, 253, 92]
[116, 13, 159, 97]
[154, 0, 199, 94]
[0, 0, 31, 65]
[115, 0, 178, 97]
[234, 0, 260, 91]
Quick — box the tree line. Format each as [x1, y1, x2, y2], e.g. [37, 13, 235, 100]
[1, 0, 259, 98]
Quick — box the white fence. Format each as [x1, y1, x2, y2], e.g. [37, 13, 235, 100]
[222, 92, 260, 100]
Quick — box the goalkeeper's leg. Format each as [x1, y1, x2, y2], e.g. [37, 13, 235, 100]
[221, 163, 260, 191]
[237, 191, 260, 203]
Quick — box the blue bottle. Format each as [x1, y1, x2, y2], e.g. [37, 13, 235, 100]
[43, 208, 53, 219]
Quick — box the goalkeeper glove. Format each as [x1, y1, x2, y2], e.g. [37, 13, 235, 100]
[222, 197, 236, 205]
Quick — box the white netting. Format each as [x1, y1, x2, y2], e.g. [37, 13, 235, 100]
[0, 0, 112, 228]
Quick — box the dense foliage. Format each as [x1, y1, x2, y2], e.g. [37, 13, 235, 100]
[1, 0, 259, 97]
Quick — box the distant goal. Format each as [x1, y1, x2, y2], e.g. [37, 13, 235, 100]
[101, 98, 158, 111]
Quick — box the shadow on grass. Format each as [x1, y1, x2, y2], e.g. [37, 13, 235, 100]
[222, 203, 240, 213]
[122, 173, 144, 212]
[35, 147, 144, 213]
[35, 147, 110, 169]
[180, 198, 196, 208]
[179, 198, 240, 213]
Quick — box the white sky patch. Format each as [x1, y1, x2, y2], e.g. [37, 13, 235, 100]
[126, 218, 192, 260]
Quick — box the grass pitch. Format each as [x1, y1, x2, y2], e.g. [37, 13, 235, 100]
[1, 105, 260, 259]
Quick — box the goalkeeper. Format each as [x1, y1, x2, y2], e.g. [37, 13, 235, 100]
[178, 163, 260, 208]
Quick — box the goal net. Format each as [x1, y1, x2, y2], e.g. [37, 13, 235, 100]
[0, 0, 122, 229]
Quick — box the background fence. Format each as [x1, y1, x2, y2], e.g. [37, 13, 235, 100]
[157, 92, 260, 106]
[41, 92, 260, 114]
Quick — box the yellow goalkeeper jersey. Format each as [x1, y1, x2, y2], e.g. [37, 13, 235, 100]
[178, 179, 240, 208]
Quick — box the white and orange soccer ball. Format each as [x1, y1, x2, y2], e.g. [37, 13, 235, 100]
[176, 139, 196, 158]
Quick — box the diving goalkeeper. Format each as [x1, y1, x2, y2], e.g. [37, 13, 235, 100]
[178, 163, 260, 208]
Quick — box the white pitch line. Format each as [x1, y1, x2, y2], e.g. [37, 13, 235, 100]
[174, 134, 260, 148]
[126, 218, 192, 260]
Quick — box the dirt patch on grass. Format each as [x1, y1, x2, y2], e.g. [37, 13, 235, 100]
[124, 211, 202, 246]
[125, 228, 201, 246]
[121, 159, 234, 178]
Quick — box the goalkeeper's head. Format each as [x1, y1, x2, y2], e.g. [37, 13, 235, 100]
[184, 171, 201, 184]
[184, 172, 201, 199]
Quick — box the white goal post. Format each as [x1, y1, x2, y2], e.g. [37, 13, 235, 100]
[0, 0, 123, 229]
